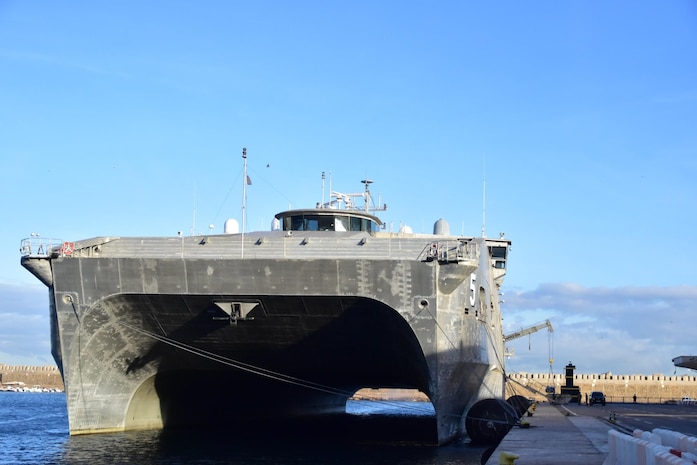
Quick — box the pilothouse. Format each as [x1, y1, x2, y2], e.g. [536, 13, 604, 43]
[274, 178, 385, 233]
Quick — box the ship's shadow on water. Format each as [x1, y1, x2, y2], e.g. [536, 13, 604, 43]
[57, 409, 490, 465]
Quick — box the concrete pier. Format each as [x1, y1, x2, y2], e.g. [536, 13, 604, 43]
[485, 403, 611, 465]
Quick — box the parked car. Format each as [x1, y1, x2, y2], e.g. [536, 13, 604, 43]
[589, 391, 606, 406]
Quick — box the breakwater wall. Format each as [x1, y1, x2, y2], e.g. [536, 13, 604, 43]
[509, 372, 697, 403]
[0, 364, 64, 390]
[2, 364, 695, 403]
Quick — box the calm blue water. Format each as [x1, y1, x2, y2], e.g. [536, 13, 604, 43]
[0, 393, 487, 465]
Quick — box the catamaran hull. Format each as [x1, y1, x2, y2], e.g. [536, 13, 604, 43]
[23, 233, 508, 445]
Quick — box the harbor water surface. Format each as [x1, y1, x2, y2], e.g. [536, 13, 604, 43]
[0, 392, 488, 464]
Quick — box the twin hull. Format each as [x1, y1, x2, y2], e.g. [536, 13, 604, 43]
[23, 231, 509, 444]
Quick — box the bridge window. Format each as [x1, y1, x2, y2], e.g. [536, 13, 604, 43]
[350, 216, 378, 232]
[490, 246, 507, 259]
[350, 217, 361, 231]
[490, 246, 507, 269]
[335, 215, 348, 231]
[286, 215, 331, 231]
[290, 216, 305, 231]
[284, 214, 377, 232]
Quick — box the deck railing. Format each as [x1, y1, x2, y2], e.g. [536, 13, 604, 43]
[20, 237, 62, 257]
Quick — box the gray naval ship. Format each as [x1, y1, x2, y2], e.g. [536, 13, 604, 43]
[20, 162, 517, 445]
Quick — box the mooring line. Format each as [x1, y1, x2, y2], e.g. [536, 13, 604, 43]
[120, 322, 517, 425]
[118, 321, 439, 417]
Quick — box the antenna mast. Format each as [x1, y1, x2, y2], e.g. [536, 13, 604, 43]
[241, 147, 247, 257]
[481, 157, 486, 238]
[190, 182, 196, 236]
[482, 179, 486, 237]
[321, 171, 326, 207]
[361, 179, 373, 212]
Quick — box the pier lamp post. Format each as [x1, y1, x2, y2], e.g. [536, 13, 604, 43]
[625, 382, 628, 403]
[661, 382, 664, 404]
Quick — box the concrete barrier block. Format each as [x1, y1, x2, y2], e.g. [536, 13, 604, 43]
[607, 428, 696, 465]
[653, 429, 682, 449]
[620, 433, 638, 465]
[641, 431, 662, 445]
[678, 435, 694, 454]
[655, 450, 694, 465]
[604, 429, 623, 465]
[655, 450, 677, 465]
[616, 433, 649, 465]
[635, 439, 650, 465]
[686, 437, 697, 454]
[644, 442, 670, 465]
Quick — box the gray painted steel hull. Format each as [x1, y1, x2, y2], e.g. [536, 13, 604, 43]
[21, 230, 510, 444]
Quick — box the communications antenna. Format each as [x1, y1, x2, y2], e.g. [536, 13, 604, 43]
[481, 157, 486, 237]
[241, 147, 248, 258]
[190, 182, 197, 236]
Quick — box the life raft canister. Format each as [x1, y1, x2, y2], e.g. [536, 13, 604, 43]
[60, 242, 75, 256]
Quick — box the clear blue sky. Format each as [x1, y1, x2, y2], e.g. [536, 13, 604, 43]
[1, 2, 696, 377]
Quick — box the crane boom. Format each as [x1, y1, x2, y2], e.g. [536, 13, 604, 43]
[503, 319, 553, 342]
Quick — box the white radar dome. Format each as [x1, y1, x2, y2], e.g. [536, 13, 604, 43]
[224, 218, 239, 234]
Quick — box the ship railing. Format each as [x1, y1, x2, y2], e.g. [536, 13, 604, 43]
[20, 237, 63, 258]
[419, 240, 478, 263]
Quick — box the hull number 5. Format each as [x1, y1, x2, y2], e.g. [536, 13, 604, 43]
[469, 273, 477, 307]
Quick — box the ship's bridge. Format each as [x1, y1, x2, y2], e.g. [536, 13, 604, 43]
[274, 209, 383, 233]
